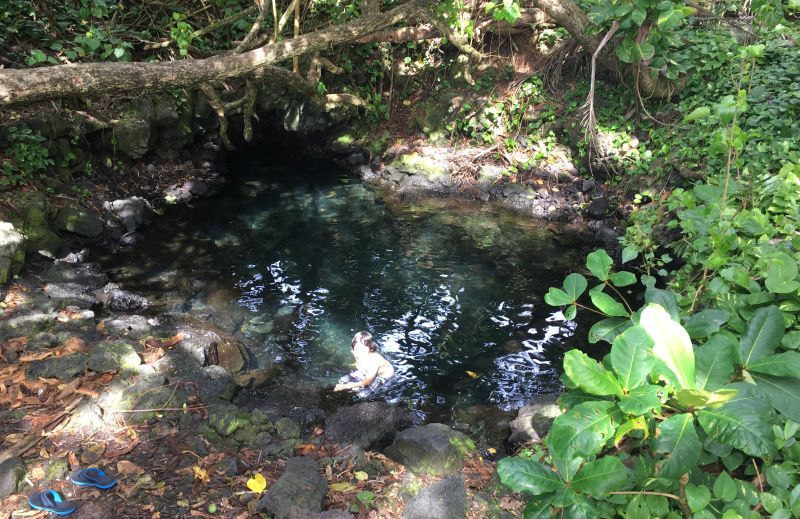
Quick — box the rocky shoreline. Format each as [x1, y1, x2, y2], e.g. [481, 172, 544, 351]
[0, 135, 577, 517]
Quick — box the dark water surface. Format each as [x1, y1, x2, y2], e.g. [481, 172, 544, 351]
[100, 150, 599, 426]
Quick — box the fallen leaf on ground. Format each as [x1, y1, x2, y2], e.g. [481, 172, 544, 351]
[117, 460, 145, 477]
[192, 465, 210, 483]
[246, 473, 267, 494]
[330, 482, 357, 493]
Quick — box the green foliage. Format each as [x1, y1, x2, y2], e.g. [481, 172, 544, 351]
[499, 250, 800, 517]
[1, 127, 54, 187]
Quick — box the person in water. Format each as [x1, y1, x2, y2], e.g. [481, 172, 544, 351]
[333, 331, 394, 392]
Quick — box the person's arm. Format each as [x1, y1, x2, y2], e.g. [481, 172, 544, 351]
[333, 364, 379, 391]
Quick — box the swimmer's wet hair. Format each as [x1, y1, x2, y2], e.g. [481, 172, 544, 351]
[352, 331, 377, 352]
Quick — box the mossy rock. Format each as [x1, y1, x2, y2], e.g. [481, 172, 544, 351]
[87, 341, 141, 373]
[207, 402, 250, 437]
[53, 201, 103, 238]
[8, 191, 62, 253]
[390, 152, 447, 179]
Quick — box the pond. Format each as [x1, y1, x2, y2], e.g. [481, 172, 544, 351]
[99, 147, 600, 429]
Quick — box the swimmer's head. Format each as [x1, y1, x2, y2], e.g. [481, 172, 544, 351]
[352, 331, 377, 352]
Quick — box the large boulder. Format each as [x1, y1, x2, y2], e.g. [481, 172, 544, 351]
[385, 423, 475, 477]
[0, 222, 25, 284]
[43, 282, 101, 309]
[53, 201, 103, 237]
[402, 475, 468, 519]
[9, 191, 61, 253]
[102, 197, 153, 234]
[256, 457, 327, 519]
[508, 394, 562, 447]
[325, 402, 411, 452]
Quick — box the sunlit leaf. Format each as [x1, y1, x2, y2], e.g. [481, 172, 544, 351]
[586, 250, 613, 281]
[563, 350, 623, 396]
[610, 326, 654, 391]
[589, 288, 630, 317]
[641, 304, 695, 389]
[695, 333, 737, 390]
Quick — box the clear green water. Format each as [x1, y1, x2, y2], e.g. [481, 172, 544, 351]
[102, 150, 598, 422]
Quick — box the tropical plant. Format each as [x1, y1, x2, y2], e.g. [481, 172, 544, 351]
[499, 250, 800, 518]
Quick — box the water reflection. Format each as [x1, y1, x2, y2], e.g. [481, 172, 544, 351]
[101, 154, 596, 418]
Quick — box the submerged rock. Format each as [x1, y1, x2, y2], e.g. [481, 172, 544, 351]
[45, 261, 108, 290]
[385, 423, 475, 477]
[256, 457, 327, 519]
[95, 283, 150, 312]
[44, 282, 101, 310]
[402, 475, 468, 519]
[325, 402, 411, 452]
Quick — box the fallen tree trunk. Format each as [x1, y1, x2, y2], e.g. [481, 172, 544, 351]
[0, 0, 427, 107]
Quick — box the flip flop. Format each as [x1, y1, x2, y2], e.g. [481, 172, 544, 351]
[70, 467, 118, 489]
[28, 490, 77, 516]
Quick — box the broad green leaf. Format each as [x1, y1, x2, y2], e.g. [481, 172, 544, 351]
[717, 95, 737, 125]
[782, 331, 800, 350]
[765, 465, 791, 490]
[697, 383, 776, 458]
[639, 42, 655, 61]
[683, 309, 729, 339]
[615, 416, 648, 447]
[563, 350, 623, 396]
[550, 485, 578, 507]
[765, 252, 800, 294]
[547, 401, 619, 460]
[564, 304, 577, 320]
[630, 8, 646, 25]
[695, 333, 737, 390]
[522, 498, 556, 519]
[589, 288, 630, 317]
[713, 471, 737, 503]
[621, 247, 637, 264]
[686, 483, 712, 512]
[586, 250, 613, 281]
[544, 287, 572, 306]
[610, 326, 655, 391]
[675, 388, 737, 409]
[497, 457, 562, 495]
[588, 318, 631, 344]
[684, 106, 711, 122]
[625, 493, 648, 519]
[641, 304, 695, 389]
[564, 273, 588, 300]
[644, 288, 679, 321]
[571, 456, 627, 496]
[562, 496, 599, 519]
[740, 306, 784, 367]
[609, 271, 636, 287]
[751, 372, 800, 421]
[748, 351, 800, 378]
[619, 384, 662, 415]
[652, 413, 701, 478]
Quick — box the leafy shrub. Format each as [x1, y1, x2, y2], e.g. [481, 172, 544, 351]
[499, 250, 800, 518]
[0, 127, 54, 187]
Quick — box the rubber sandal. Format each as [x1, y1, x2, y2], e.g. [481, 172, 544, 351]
[28, 490, 77, 516]
[70, 467, 117, 489]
